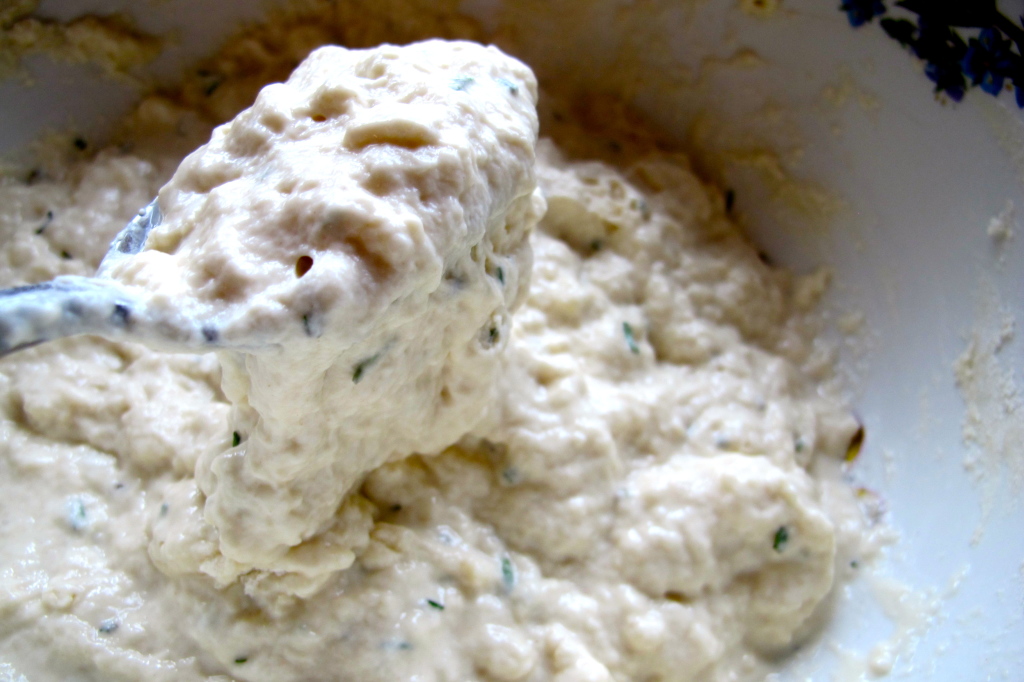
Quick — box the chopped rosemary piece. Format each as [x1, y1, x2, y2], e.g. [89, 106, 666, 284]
[234, 657, 248, 665]
[638, 199, 651, 221]
[35, 210, 53, 235]
[501, 467, 520, 485]
[352, 352, 382, 383]
[197, 69, 224, 96]
[426, 599, 444, 610]
[501, 556, 515, 592]
[622, 322, 640, 354]
[496, 77, 519, 95]
[302, 313, 318, 337]
[232, 431, 241, 447]
[773, 526, 789, 552]
[66, 498, 87, 531]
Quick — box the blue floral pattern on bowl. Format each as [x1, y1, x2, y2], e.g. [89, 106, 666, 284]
[842, 0, 1024, 107]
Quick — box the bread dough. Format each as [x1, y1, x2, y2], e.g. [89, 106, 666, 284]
[96, 40, 545, 595]
[0, 29, 868, 682]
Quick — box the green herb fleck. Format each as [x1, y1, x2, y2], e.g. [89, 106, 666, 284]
[590, 239, 603, 252]
[197, 69, 224, 96]
[302, 313, 321, 338]
[500, 556, 515, 592]
[234, 657, 248, 665]
[496, 77, 519, 95]
[159, 502, 169, 517]
[638, 199, 651, 221]
[60, 250, 73, 260]
[496, 266, 505, 285]
[622, 322, 640, 354]
[850, 560, 859, 569]
[352, 351, 382, 383]
[66, 498, 87, 531]
[426, 599, 444, 610]
[794, 437, 805, 453]
[98, 619, 119, 634]
[450, 76, 474, 91]
[35, 210, 54, 235]
[773, 526, 789, 552]
[488, 327, 499, 345]
[501, 467, 520, 485]
[232, 431, 241, 447]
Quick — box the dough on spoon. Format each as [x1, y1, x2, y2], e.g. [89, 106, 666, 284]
[121, 39, 544, 595]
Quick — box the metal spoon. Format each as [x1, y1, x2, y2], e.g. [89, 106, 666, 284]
[0, 200, 223, 357]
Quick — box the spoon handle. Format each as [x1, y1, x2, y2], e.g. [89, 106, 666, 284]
[0, 200, 212, 357]
[0, 276, 144, 356]
[0, 199, 162, 356]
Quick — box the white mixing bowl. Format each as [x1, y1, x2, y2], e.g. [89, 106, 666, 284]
[2, 0, 1021, 678]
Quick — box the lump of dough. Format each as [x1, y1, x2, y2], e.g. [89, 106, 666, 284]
[127, 39, 545, 596]
[611, 454, 835, 652]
